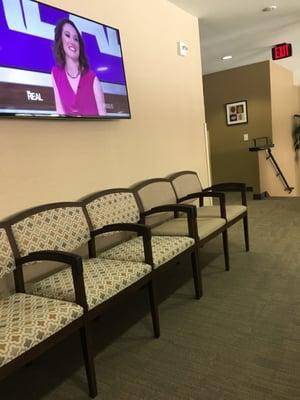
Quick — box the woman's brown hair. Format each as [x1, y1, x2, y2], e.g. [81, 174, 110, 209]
[53, 19, 89, 71]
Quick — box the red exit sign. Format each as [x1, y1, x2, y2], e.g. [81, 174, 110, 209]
[272, 43, 292, 60]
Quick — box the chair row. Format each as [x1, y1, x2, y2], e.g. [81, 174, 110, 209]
[0, 170, 249, 397]
[135, 171, 249, 270]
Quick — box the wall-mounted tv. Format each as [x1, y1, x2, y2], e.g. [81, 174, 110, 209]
[0, 0, 131, 119]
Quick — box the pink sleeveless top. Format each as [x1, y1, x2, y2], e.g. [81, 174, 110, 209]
[52, 65, 98, 116]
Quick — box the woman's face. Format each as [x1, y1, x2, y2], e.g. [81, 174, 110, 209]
[61, 23, 80, 61]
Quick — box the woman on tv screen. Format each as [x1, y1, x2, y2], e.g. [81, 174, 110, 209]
[51, 19, 106, 117]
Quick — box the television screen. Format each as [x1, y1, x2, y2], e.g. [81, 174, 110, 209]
[0, 0, 131, 119]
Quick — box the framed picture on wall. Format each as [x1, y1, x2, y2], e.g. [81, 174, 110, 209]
[225, 100, 248, 125]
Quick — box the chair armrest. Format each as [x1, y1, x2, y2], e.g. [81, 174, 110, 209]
[203, 182, 247, 206]
[89, 223, 154, 267]
[91, 223, 151, 240]
[16, 250, 88, 311]
[178, 192, 227, 219]
[141, 204, 198, 238]
[18, 250, 83, 270]
[142, 203, 197, 218]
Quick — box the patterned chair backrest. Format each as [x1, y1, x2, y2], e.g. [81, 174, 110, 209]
[10, 204, 90, 257]
[170, 171, 203, 201]
[134, 179, 177, 227]
[0, 228, 15, 279]
[84, 190, 140, 231]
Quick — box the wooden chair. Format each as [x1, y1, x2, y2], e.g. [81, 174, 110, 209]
[169, 171, 249, 252]
[83, 188, 202, 305]
[7, 202, 159, 339]
[133, 178, 230, 271]
[0, 225, 97, 397]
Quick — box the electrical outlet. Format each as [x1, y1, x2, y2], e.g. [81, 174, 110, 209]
[243, 133, 249, 141]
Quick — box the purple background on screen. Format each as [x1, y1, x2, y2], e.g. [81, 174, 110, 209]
[0, 1, 126, 85]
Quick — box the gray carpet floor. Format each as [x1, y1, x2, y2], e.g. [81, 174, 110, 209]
[1, 196, 300, 399]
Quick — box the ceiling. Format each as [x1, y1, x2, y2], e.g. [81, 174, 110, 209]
[168, 0, 300, 85]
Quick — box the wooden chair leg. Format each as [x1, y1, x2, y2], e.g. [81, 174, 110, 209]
[191, 250, 203, 299]
[243, 214, 250, 252]
[148, 278, 160, 338]
[222, 230, 230, 271]
[80, 324, 98, 398]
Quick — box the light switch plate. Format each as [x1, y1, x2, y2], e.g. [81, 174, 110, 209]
[177, 41, 188, 56]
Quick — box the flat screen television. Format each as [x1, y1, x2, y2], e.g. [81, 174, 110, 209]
[0, 0, 131, 119]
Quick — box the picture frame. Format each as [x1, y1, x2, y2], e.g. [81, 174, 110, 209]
[225, 100, 248, 125]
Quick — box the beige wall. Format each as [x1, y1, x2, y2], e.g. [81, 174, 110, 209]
[0, 0, 207, 219]
[203, 62, 272, 193]
[296, 87, 300, 110]
[0, 0, 208, 294]
[258, 62, 299, 196]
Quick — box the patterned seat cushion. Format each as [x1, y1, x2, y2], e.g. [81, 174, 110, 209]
[99, 236, 195, 269]
[11, 207, 90, 257]
[0, 293, 83, 368]
[85, 192, 140, 231]
[28, 259, 151, 310]
[0, 228, 15, 279]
